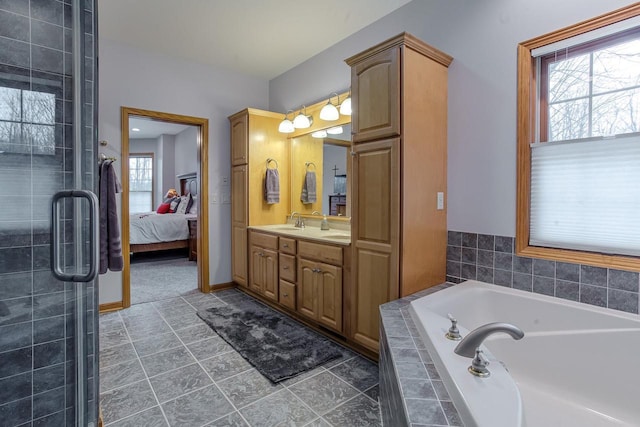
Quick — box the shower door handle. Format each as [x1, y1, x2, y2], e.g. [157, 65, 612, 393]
[51, 190, 100, 282]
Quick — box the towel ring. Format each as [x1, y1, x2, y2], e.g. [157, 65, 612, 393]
[266, 158, 278, 169]
[305, 162, 316, 171]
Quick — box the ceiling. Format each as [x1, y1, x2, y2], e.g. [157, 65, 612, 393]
[129, 117, 192, 139]
[98, 0, 413, 80]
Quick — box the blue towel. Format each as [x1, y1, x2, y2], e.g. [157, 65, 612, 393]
[264, 168, 280, 204]
[301, 171, 317, 204]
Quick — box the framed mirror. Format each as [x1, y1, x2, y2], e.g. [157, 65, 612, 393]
[290, 123, 351, 218]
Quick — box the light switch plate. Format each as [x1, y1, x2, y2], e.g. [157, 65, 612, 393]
[437, 192, 444, 210]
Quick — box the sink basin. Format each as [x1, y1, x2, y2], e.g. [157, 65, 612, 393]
[322, 234, 350, 240]
[273, 226, 302, 231]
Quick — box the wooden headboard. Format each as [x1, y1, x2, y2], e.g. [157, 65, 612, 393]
[178, 172, 197, 196]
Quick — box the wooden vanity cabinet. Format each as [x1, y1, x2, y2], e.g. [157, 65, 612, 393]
[249, 231, 279, 302]
[346, 33, 452, 352]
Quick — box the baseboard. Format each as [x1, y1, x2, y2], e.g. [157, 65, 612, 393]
[99, 301, 124, 313]
[209, 281, 236, 291]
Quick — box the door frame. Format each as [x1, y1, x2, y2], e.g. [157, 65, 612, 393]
[121, 106, 210, 308]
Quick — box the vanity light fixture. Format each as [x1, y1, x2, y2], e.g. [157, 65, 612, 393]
[293, 106, 313, 129]
[339, 90, 352, 116]
[278, 110, 295, 133]
[311, 130, 328, 138]
[327, 126, 343, 135]
[319, 93, 340, 121]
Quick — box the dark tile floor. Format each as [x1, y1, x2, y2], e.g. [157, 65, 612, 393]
[99, 289, 381, 427]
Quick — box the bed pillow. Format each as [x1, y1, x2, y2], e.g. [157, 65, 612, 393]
[175, 194, 191, 214]
[157, 202, 171, 214]
[187, 196, 197, 214]
[169, 197, 181, 213]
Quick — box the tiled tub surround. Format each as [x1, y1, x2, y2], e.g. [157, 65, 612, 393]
[379, 284, 462, 427]
[446, 231, 640, 314]
[99, 289, 382, 427]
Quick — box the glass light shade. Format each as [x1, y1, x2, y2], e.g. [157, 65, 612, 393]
[293, 112, 311, 129]
[327, 126, 343, 135]
[311, 130, 328, 138]
[319, 102, 339, 121]
[278, 118, 294, 133]
[339, 96, 352, 115]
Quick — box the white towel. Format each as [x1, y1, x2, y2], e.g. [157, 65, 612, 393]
[264, 168, 280, 204]
[300, 171, 317, 204]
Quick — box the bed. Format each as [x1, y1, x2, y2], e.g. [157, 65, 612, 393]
[129, 173, 197, 254]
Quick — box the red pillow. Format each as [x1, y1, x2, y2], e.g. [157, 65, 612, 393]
[157, 202, 171, 214]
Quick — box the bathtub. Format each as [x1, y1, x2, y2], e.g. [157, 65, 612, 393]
[409, 280, 640, 427]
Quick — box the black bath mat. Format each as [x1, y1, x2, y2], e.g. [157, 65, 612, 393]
[196, 297, 343, 382]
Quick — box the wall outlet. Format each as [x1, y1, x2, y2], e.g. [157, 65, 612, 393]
[221, 175, 230, 187]
[437, 192, 444, 210]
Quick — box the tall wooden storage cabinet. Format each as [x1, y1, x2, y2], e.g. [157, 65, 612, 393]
[346, 33, 452, 352]
[229, 109, 290, 287]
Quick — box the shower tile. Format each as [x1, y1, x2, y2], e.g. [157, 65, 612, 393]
[330, 356, 378, 392]
[32, 45, 64, 75]
[33, 386, 65, 419]
[477, 234, 494, 250]
[0, 37, 30, 68]
[441, 400, 463, 426]
[533, 276, 554, 296]
[513, 256, 532, 274]
[494, 269, 512, 287]
[607, 289, 639, 314]
[0, 346, 32, 378]
[0, 9, 29, 42]
[580, 284, 607, 308]
[477, 266, 494, 283]
[447, 231, 461, 246]
[533, 259, 555, 278]
[579, 265, 607, 287]
[34, 315, 65, 343]
[323, 394, 381, 427]
[0, 321, 31, 352]
[149, 363, 212, 403]
[31, 19, 63, 50]
[30, 0, 64, 25]
[461, 232, 477, 248]
[390, 348, 422, 364]
[461, 263, 476, 280]
[555, 280, 579, 301]
[0, 271, 32, 300]
[607, 269, 639, 293]
[399, 378, 437, 399]
[477, 250, 493, 267]
[240, 389, 316, 427]
[33, 292, 65, 319]
[425, 364, 441, 381]
[0, 0, 29, 16]
[0, 371, 31, 405]
[33, 363, 65, 394]
[0, 246, 32, 273]
[494, 236, 513, 253]
[512, 273, 532, 292]
[0, 396, 31, 426]
[446, 260, 460, 278]
[494, 252, 512, 271]
[430, 380, 450, 401]
[556, 262, 579, 282]
[461, 248, 477, 264]
[446, 245, 461, 261]
[405, 398, 447, 425]
[33, 339, 65, 369]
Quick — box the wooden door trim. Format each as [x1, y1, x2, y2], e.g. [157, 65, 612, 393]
[121, 107, 210, 309]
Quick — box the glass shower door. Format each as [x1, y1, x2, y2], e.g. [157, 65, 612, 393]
[0, 0, 99, 425]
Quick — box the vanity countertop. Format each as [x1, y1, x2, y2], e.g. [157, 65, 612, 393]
[248, 224, 351, 246]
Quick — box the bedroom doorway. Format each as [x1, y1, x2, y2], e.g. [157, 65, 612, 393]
[121, 107, 210, 308]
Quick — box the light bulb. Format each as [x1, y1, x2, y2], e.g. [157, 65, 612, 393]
[339, 96, 351, 115]
[293, 111, 311, 129]
[278, 118, 294, 133]
[319, 101, 339, 121]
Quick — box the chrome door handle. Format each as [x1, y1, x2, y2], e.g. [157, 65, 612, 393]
[51, 190, 99, 282]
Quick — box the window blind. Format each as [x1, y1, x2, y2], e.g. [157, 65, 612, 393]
[530, 134, 640, 256]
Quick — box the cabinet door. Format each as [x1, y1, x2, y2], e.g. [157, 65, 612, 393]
[317, 262, 342, 332]
[352, 46, 400, 143]
[351, 138, 400, 351]
[231, 166, 247, 225]
[297, 258, 317, 320]
[231, 113, 248, 165]
[262, 248, 278, 302]
[232, 225, 247, 286]
[249, 244, 264, 295]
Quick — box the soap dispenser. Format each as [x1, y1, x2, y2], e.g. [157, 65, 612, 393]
[320, 215, 330, 230]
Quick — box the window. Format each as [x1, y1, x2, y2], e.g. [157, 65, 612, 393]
[129, 154, 154, 214]
[517, 4, 640, 269]
[0, 87, 56, 155]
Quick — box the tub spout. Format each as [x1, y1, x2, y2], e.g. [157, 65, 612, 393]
[454, 322, 524, 358]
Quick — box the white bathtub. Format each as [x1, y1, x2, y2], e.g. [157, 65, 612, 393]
[409, 280, 640, 427]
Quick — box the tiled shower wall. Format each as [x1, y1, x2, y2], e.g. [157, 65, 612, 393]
[446, 231, 640, 315]
[0, 1, 98, 426]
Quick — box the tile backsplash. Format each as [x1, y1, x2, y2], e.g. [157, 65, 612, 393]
[446, 231, 640, 315]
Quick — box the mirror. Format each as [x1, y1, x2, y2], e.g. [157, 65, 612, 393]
[290, 123, 351, 218]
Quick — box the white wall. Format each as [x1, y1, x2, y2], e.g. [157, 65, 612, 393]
[269, 0, 637, 237]
[98, 40, 269, 304]
[173, 126, 198, 187]
[159, 134, 175, 199]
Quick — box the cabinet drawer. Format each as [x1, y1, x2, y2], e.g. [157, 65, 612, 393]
[279, 237, 296, 255]
[279, 253, 296, 282]
[249, 231, 278, 250]
[298, 241, 342, 265]
[279, 280, 296, 311]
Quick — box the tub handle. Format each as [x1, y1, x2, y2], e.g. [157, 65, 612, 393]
[468, 348, 491, 378]
[445, 314, 462, 341]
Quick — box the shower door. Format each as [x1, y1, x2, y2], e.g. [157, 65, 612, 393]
[0, 0, 99, 426]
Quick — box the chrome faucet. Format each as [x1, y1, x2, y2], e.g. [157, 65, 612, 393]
[290, 211, 304, 228]
[312, 211, 322, 216]
[454, 322, 524, 358]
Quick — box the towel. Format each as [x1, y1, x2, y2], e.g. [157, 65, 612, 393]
[264, 168, 280, 204]
[99, 160, 123, 274]
[300, 171, 317, 204]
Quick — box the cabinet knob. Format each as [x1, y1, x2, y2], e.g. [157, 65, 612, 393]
[283, 266, 289, 270]
[283, 243, 289, 248]
[283, 293, 289, 297]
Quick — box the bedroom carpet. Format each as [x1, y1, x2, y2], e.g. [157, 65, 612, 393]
[130, 257, 197, 305]
[197, 296, 343, 382]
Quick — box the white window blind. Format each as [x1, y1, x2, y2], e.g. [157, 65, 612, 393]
[530, 134, 640, 256]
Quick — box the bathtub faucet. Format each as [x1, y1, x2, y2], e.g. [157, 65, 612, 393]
[454, 322, 524, 358]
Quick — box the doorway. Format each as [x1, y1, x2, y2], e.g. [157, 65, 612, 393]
[121, 107, 210, 308]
